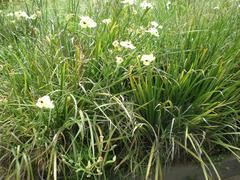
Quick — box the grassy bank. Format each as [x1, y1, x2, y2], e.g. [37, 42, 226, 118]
[0, 0, 240, 179]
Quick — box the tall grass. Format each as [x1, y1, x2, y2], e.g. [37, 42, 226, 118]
[0, 0, 240, 179]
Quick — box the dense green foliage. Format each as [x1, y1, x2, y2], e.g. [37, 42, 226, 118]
[0, 0, 240, 179]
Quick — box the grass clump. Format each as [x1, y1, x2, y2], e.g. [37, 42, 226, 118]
[0, 0, 240, 179]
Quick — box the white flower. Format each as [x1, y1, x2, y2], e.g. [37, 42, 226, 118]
[79, 16, 97, 28]
[6, 12, 14, 17]
[102, 18, 112, 25]
[112, 40, 120, 48]
[120, 40, 136, 49]
[150, 21, 159, 28]
[112, 155, 116, 162]
[166, 1, 171, 10]
[145, 27, 159, 37]
[6, 10, 39, 20]
[28, 13, 37, 20]
[36, 95, 55, 109]
[140, 1, 153, 10]
[140, 54, 156, 66]
[121, 0, 135, 5]
[116, 56, 124, 64]
[14, 11, 29, 19]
